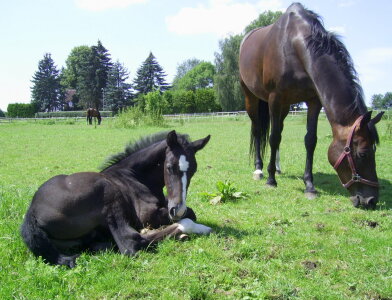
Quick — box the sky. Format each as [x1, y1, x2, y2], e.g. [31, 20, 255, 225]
[0, 0, 391, 111]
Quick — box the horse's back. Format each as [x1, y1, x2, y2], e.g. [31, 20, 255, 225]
[29, 172, 108, 239]
[239, 3, 315, 102]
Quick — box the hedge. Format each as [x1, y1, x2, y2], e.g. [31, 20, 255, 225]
[7, 103, 37, 118]
[35, 111, 113, 118]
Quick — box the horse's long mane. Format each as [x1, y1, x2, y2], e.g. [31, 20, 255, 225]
[300, 4, 367, 118]
[100, 131, 190, 171]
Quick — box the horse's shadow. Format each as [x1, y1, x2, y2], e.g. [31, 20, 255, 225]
[282, 172, 392, 209]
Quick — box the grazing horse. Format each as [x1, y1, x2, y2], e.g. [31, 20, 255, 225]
[21, 131, 211, 267]
[87, 108, 102, 125]
[239, 3, 383, 208]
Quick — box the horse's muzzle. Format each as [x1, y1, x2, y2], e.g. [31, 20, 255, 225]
[350, 195, 378, 209]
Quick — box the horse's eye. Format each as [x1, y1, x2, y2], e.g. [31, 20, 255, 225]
[358, 152, 367, 158]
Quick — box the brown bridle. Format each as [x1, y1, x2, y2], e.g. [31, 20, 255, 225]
[333, 115, 379, 189]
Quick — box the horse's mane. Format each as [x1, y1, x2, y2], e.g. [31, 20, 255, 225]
[100, 131, 190, 171]
[299, 4, 367, 118]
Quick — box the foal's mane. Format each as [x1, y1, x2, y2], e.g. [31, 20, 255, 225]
[298, 3, 367, 118]
[100, 131, 190, 171]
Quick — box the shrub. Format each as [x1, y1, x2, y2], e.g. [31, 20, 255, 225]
[111, 106, 166, 128]
[7, 103, 37, 118]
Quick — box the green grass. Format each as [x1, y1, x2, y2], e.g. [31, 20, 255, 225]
[0, 116, 391, 299]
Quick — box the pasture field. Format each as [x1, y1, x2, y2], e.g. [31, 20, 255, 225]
[0, 116, 391, 299]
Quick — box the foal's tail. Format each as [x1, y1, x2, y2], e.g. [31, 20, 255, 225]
[20, 210, 77, 268]
[250, 100, 270, 161]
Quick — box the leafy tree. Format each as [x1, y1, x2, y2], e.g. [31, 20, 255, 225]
[214, 34, 244, 111]
[172, 58, 201, 86]
[214, 11, 282, 111]
[31, 53, 63, 112]
[0, 108, 5, 117]
[62, 41, 112, 109]
[144, 90, 169, 114]
[173, 62, 215, 91]
[104, 61, 133, 113]
[133, 52, 169, 96]
[194, 88, 221, 112]
[244, 10, 283, 34]
[371, 92, 392, 109]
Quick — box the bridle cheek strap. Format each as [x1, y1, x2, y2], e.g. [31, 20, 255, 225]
[333, 115, 379, 189]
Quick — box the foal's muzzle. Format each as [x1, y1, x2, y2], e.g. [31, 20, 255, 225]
[169, 203, 187, 221]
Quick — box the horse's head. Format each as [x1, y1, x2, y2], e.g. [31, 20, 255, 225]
[328, 111, 384, 209]
[164, 131, 210, 221]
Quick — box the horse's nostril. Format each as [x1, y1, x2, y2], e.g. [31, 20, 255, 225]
[351, 195, 360, 207]
[366, 197, 377, 207]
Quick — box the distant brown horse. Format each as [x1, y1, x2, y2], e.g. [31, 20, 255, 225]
[239, 3, 383, 208]
[87, 108, 102, 125]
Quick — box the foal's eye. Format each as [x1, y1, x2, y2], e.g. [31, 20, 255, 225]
[358, 152, 367, 158]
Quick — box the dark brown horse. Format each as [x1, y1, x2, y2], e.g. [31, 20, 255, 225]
[239, 3, 383, 208]
[21, 131, 211, 267]
[87, 108, 102, 125]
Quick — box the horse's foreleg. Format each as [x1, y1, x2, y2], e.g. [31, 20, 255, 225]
[303, 100, 322, 199]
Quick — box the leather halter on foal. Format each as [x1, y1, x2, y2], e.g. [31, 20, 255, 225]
[333, 115, 379, 189]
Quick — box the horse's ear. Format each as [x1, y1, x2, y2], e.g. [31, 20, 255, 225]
[360, 111, 372, 129]
[191, 135, 211, 153]
[369, 111, 384, 126]
[166, 130, 178, 148]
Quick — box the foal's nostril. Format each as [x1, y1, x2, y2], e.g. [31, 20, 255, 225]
[169, 207, 176, 218]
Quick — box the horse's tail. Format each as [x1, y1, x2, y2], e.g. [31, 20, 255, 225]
[250, 100, 270, 161]
[20, 210, 77, 267]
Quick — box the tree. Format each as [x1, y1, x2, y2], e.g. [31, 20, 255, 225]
[172, 58, 202, 86]
[244, 11, 283, 34]
[133, 52, 169, 96]
[0, 108, 5, 117]
[31, 53, 63, 112]
[371, 92, 392, 110]
[214, 11, 282, 111]
[214, 34, 244, 111]
[104, 61, 133, 113]
[173, 62, 215, 91]
[62, 41, 112, 109]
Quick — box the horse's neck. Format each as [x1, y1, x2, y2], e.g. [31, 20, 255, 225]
[308, 56, 366, 128]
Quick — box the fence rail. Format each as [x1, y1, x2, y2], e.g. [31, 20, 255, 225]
[1, 109, 389, 123]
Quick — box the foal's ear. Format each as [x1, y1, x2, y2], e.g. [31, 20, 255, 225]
[166, 130, 179, 148]
[191, 135, 211, 153]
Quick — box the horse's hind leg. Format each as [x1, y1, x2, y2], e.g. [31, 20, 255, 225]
[242, 81, 266, 180]
[21, 211, 78, 268]
[266, 93, 288, 187]
[303, 100, 322, 199]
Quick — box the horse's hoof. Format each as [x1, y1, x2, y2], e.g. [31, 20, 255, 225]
[253, 170, 263, 180]
[179, 234, 189, 241]
[276, 169, 282, 174]
[266, 179, 277, 188]
[305, 192, 317, 200]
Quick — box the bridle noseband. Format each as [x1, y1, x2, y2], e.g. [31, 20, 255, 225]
[333, 115, 379, 189]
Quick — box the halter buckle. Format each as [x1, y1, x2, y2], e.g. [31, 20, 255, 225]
[352, 174, 361, 182]
[344, 146, 351, 154]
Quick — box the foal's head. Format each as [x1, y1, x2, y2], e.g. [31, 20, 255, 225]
[164, 131, 210, 220]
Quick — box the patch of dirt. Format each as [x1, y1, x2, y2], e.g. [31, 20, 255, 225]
[302, 260, 318, 271]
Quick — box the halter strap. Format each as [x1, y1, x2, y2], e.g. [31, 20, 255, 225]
[333, 115, 379, 189]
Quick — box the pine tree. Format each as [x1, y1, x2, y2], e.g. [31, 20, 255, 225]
[104, 61, 133, 113]
[31, 53, 63, 112]
[91, 40, 112, 107]
[133, 52, 169, 96]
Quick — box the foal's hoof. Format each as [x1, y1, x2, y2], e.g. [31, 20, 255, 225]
[253, 170, 263, 180]
[305, 192, 317, 200]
